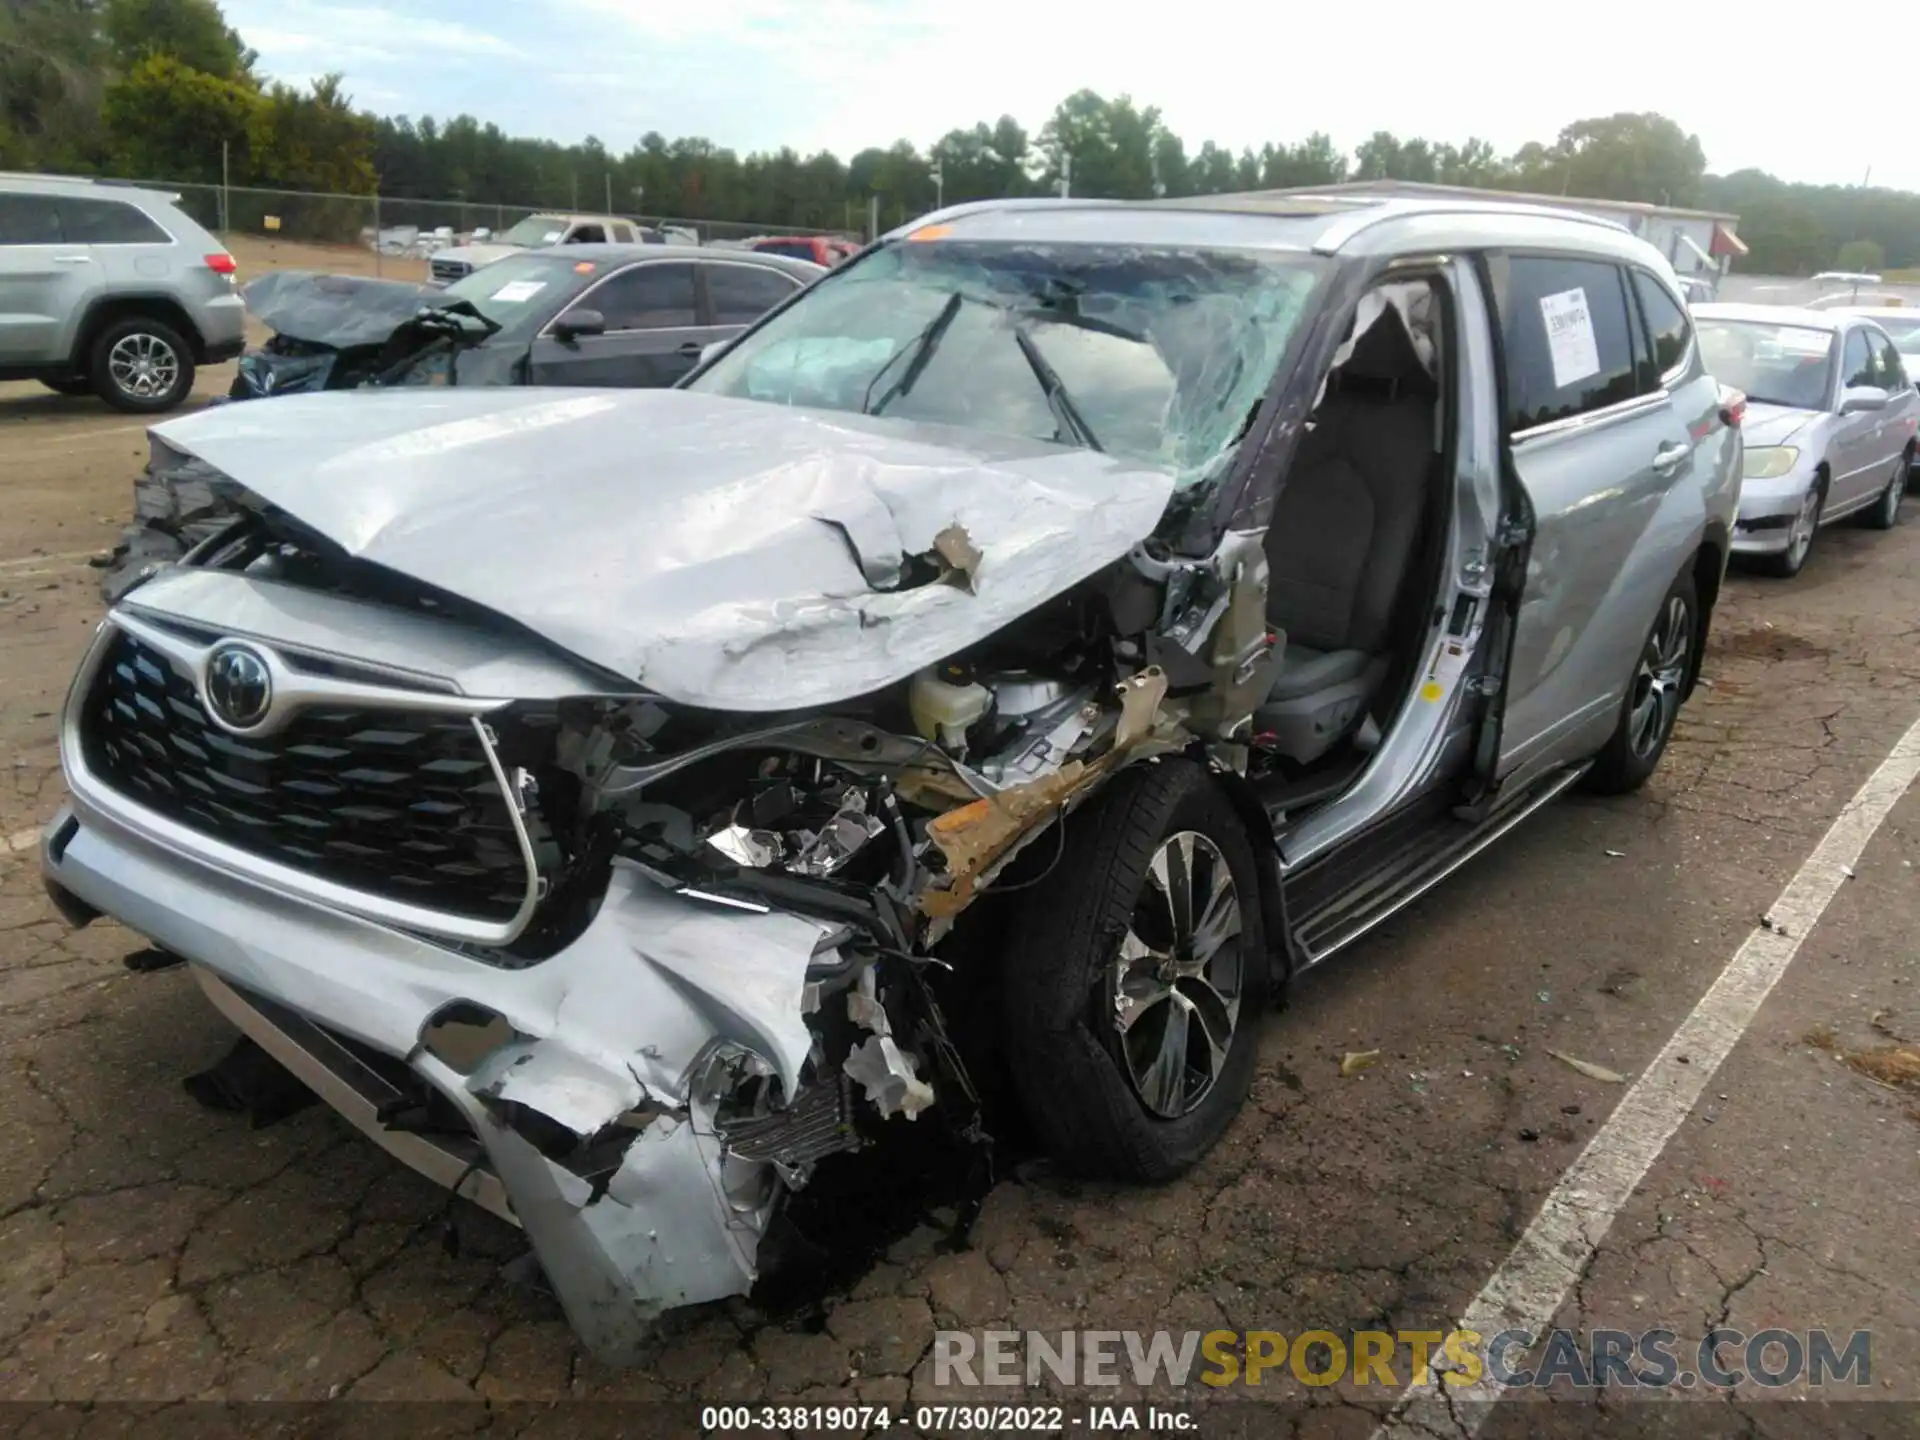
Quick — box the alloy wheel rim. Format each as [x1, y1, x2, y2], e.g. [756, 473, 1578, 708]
[1628, 595, 1691, 760]
[1112, 831, 1245, 1119]
[1786, 487, 1819, 566]
[108, 333, 180, 399]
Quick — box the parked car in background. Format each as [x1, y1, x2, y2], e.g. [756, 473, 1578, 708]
[0, 173, 244, 413]
[426, 213, 659, 286]
[46, 194, 1737, 1361]
[1693, 302, 1919, 575]
[747, 234, 861, 267]
[1833, 305, 1920, 401]
[1674, 273, 1717, 304]
[99, 244, 823, 598]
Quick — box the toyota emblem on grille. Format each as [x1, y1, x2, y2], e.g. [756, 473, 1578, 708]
[205, 643, 272, 729]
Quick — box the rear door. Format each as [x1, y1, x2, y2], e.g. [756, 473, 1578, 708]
[1484, 251, 1702, 780]
[0, 193, 99, 369]
[526, 260, 702, 387]
[1868, 327, 1920, 470]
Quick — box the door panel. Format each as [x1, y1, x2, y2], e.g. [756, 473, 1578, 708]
[0, 194, 98, 367]
[1830, 329, 1882, 508]
[1487, 254, 1696, 776]
[528, 261, 703, 387]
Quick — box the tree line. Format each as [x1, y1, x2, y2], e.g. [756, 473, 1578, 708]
[4, 0, 1917, 274]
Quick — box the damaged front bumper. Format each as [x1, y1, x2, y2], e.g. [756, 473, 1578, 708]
[42, 791, 842, 1365]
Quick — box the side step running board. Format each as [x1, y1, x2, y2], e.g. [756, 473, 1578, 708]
[1284, 764, 1589, 966]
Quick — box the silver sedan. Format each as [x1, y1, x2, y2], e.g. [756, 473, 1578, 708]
[1694, 302, 1920, 577]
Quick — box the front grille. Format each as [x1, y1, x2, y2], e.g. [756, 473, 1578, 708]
[81, 630, 532, 922]
[430, 258, 471, 284]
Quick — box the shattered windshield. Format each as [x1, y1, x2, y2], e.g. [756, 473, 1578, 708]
[497, 215, 569, 247]
[688, 240, 1325, 483]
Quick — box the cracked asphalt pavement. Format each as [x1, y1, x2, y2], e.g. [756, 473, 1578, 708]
[1, 378, 1915, 1437]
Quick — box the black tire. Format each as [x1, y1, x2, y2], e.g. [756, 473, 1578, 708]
[1861, 451, 1910, 531]
[998, 759, 1270, 1181]
[97, 455, 245, 603]
[88, 316, 196, 414]
[1586, 568, 1698, 795]
[1756, 476, 1823, 578]
[39, 378, 91, 397]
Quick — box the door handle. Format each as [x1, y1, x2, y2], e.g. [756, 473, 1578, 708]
[51, 255, 91, 265]
[1652, 442, 1692, 473]
[676, 341, 703, 357]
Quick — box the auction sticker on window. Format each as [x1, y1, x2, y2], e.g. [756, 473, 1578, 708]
[490, 279, 547, 304]
[1540, 287, 1601, 389]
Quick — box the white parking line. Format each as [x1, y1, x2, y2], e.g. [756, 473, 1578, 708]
[1373, 708, 1920, 1437]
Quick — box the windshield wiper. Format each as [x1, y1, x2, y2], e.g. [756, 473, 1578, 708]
[1011, 323, 1103, 452]
[863, 293, 963, 416]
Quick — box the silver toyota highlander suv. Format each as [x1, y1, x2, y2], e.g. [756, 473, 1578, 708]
[0, 174, 246, 412]
[41, 194, 1742, 1362]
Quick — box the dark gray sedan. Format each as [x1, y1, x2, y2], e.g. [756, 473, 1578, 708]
[233, 244, 824, 398]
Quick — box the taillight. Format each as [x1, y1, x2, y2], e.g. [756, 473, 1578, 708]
[1718, 388, 1746, 429]
[204, 252, 237, 275]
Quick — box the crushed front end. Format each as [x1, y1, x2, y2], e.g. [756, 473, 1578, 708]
[43, 488, 1274, 1362]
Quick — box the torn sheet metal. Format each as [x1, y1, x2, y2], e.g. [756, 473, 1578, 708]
[843, 1035, 936, 1120]
[148, 389, 1178, 712]
[242, 270, 439, 349]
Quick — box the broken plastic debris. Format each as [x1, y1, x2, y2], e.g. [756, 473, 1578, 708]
[708, 824, 784, 868]
[932, 523, 982, 593]
[1547, 1050, 1628, 1084]
[1339, 1049, 1380, 1077]
[788, 797, 885, 878]
[843, 1035, 935, 1119]
[1604, 849, 1625, 858]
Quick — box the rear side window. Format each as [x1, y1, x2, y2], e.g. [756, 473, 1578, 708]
[1871, 333, 1909, 391]
[1630, 271, 1691, 387]
[0, 194, 63, 244]
[58, 197, 171, 244]
[706, 263, 799, 325]
[1489, 255, 1639, 433]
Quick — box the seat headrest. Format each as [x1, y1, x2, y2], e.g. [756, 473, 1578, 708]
[1336, 304, 1436, 399]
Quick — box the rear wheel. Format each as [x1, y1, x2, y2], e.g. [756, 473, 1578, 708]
[90, 316, 196, 413]
[1862, 451, 1909, 531]
[1758, 478, 1823, 578]
[1587, 569, 1696, 795]
[999, 760, 1270, 1181]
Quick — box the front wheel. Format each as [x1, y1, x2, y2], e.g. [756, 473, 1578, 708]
[1862, 452, 1909, 531]
[998, 759, 1270, 1181]
[1586, 569, 1696, 795]
[1757, 480, 1823, 577]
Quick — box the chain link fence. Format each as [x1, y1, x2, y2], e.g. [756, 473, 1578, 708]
[122, 178, 857, 280]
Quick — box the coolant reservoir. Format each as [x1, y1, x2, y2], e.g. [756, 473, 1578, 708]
[910, 664, 992, 754]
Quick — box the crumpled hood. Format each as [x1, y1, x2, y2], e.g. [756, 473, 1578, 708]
[244, 271, 438, 349]
[148, 388, 1178, 710]
[1741, 401, 1820, 449]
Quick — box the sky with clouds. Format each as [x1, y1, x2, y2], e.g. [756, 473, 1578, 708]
[220, 0, 1917, 193]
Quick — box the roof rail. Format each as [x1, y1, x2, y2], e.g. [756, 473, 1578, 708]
[1306, 196, 1631, 254]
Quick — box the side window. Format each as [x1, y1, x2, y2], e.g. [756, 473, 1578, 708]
[58, 197, 171, 244]
[1872, 334, 1908, 391]
[610, 222, 634, 244]
[568, 224, 606, 245]
[575, 263, 696, 330]
[1489, 255, 1639, 432]
[1630, 271, 1692, 388]
[0, 194, 63, 244]
[1841, 330, 1876, 390]
[707, 264, 800, 325]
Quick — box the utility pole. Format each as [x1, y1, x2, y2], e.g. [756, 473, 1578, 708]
[868, 193, 880, 243]
[219, 140, 230, 233]
[1058, 153, 1071, 199]
[605, 172, 613, 215]
[570, 171, 578, 210]
[930, 161, 944, 211]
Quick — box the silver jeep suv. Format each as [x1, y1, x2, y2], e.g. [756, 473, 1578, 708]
[0, 174, 246, 412]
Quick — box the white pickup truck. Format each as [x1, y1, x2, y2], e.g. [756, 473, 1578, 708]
[426, 212, 660, 285]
